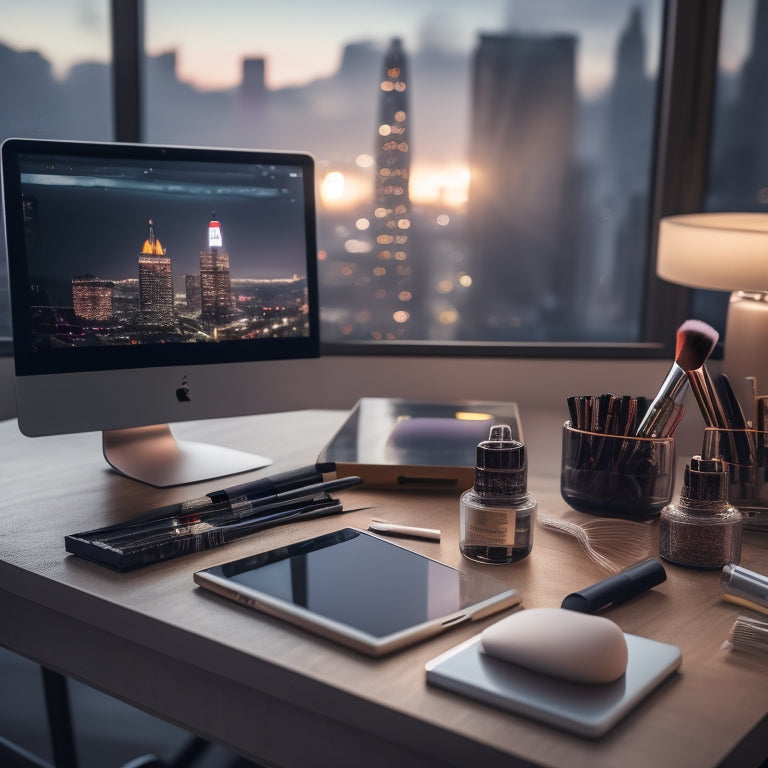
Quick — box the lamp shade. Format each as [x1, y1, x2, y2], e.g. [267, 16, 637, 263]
[657, 213, 768, 292]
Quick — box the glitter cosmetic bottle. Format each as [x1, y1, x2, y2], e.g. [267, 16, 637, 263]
[659, 456, 742, 569]
[460, 425, 537, 564]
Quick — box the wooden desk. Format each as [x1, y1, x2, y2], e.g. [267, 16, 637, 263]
[1, 409, 767, 768]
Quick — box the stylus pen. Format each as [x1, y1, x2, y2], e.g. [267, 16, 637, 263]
[368, 521, 441, 541]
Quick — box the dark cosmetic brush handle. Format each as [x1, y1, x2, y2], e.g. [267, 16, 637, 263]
[716, 373, 755, 466]
[688, 367, 738, 463]
[688, 367, 730, 428]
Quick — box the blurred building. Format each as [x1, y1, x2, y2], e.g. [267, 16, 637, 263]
[467, 32, 577, 338]
[369, 38, 413, 339]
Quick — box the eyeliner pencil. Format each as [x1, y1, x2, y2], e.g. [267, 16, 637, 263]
[77, 476, 363, 545]
[64, 497, 348, 571]
[109, 498, 345, 554]
[124, 464, 340, 527]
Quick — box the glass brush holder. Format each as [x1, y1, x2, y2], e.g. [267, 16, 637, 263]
[702, 427, 768, 531]
[560, 421, 675, 520]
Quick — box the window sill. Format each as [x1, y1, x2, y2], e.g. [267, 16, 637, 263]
[320, 340, 670, 359]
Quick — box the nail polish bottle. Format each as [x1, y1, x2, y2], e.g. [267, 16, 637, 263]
[659, 455, 742, 569]
[460, 425, 537, 564]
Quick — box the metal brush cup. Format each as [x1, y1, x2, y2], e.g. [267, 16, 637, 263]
[703, 427, 768, 531]
[560, 422, 676, 520]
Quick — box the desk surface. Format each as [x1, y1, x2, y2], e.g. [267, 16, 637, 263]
[1, 408, 767, 768]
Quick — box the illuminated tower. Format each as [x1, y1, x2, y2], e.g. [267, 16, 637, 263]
[199, 216, 234, 327]
[72, 275, 114, 323]
[370, 37, 412, 339]
[138, 219, 174, 327]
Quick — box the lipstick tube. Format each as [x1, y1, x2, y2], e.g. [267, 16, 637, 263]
[561, 558, 667, 613]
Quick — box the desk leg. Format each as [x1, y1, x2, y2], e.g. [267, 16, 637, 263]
[40, 667, 78, 768]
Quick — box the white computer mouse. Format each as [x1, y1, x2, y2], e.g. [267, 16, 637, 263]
[479, 607, 628, 684]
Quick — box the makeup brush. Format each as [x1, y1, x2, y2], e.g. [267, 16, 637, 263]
[636, 319, 719, 438]
[679, 324, 746, 464]
[722, 615, 768, 658]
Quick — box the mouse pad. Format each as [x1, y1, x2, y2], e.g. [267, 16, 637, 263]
[425, 632, 681, 738]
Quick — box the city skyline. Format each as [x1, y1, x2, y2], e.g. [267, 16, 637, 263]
[2, 2, 667, 210]
[4, 0, 671, 94]
[1, 1, 764, 346]
[28, 206, 310, 348]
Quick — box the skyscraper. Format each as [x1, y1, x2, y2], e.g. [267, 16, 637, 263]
[72, 275, 114, 323]
[604, 7, 655, 336]
[712, 0, 768, 209]
[199, 216, 234, 328]
[138, 219, 174, 327]
[607, 6, 652, 207]
[184, 273, 202, 314]
[370, 37, 413, 340]
[467, 33, 576, 338]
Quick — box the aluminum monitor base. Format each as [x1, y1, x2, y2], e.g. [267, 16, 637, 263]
[103, 423, 272, 487]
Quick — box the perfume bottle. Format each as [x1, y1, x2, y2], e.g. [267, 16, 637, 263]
[659, 455, 742, 569]
[460, 425, 537, 564]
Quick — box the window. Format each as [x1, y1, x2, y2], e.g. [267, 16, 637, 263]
[696, 0, 765, 330]
[1, 2, 754, 356]
[142, 0, 664, 346]
[0, 0, 112, 345]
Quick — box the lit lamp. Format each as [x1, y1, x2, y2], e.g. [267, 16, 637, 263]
[657, 212, 768, 397]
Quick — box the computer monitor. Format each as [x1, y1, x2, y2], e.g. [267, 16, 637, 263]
[1, 138, 319, 487]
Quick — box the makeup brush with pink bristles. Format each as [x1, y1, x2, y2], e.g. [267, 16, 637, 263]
[635, 319, 719, 438]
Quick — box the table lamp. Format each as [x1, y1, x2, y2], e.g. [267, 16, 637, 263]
[657, 212, 768, 398]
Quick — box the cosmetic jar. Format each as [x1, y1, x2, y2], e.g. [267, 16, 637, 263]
[460, 425, 536, 564]
[721, 563, 768, 615]
[560, 421, 675, 520]
[659, 456, 742, 569]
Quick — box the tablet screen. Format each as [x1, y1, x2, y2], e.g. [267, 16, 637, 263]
[195, 528, 519, 651]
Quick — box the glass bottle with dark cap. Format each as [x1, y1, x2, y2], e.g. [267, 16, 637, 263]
[659, 455, 742, 569]
[460, 424, 537, 564]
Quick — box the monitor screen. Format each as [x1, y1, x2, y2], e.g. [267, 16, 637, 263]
[2, 139, 320, 486]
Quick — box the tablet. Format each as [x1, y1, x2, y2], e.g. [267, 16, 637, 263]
[193, 527, 521, 656]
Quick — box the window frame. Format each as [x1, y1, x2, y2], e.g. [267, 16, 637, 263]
[0, 0, 721, 360]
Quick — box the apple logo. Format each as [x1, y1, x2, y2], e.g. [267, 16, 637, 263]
[176, 375, 191, 402]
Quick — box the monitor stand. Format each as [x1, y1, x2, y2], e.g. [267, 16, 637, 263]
[102, 424, 272, 487]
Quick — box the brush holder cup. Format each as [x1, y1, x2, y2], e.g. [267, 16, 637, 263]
[560, 422, 676, 520]
[703, 427, 768, 531]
